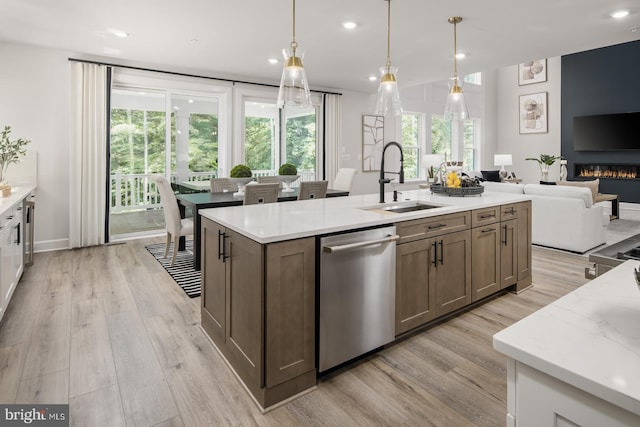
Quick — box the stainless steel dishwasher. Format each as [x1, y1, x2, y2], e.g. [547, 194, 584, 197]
[318, 226, 399, 372]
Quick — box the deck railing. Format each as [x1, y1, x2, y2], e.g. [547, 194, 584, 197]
[110, 170, 316, 213]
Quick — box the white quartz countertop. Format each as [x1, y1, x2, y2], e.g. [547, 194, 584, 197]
[493, 260, 640, 416]
[0, 185, 35, 216]
[199, 188, 530, 244]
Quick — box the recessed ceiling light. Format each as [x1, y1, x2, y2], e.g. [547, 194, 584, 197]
[343, 21, 357, 30]
[188, 99, 194, 104]
[189, 38, 199, 44]
[611, 10, 629, 19]
[369, 76, 377, 81]
[268, 58, 279, 64]
[456, 53, 466, 59]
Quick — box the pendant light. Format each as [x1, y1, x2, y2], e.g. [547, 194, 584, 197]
[444, 16, 470, 121]
[277, 0, 312, 109]
[373, 0, 402, 116]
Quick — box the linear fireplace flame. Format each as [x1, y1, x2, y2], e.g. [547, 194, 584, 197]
[575, 164, 639, 180]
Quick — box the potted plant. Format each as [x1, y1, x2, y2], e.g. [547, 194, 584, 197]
[525, 154, 562, 182]
[0, 126, 30, 192]
[277, 163, 299, 192]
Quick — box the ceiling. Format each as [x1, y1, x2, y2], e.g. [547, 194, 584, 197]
[0, 0, 638, 93]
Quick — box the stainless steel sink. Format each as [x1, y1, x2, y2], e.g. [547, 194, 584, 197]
[363, 201, 443, 214]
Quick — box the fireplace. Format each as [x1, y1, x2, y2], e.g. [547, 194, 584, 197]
[574, 163, 639, 180]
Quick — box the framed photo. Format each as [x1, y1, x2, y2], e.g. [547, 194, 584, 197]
[519, 92, 548, 134]
[518, 59, 547, 85]
[362, 115, 384, 172]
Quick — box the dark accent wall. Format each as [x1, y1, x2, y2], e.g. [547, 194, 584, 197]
[561, 40, 640, 203]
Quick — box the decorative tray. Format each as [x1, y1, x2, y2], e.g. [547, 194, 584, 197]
[430, 183, 484, 197]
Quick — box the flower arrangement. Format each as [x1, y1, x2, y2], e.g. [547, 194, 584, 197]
[0, 126, 30, 184]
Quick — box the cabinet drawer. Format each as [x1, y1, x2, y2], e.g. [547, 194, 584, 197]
[395, 211, 471, 243]
[501, 204, 519, 221]
[472, 207, 500, 228]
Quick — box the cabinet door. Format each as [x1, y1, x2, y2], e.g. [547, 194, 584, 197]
[471, 225, 500, 302]
[265, 237, 315, 388]
[225, 228, 264, 389]
[395, 238, 437, 335]
[201, 219, 227, 345]
[500, 219, 518, 289]
[517, 201, 532, 283]
[435, 230, 471, 317]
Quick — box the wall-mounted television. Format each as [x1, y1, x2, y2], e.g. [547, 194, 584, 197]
[573, 112, 640, 151]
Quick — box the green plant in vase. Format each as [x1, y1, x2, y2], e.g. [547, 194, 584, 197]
[525, 154, 562, 182]
[277, 163, 299, 192]
[0, 126, 30, 186]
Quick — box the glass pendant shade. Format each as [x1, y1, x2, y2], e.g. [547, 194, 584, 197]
[277, 47, 311, 108]
[444, 77, 469, 121]
[374, 65, 402, 116]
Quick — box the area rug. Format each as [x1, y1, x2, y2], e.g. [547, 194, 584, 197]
[145, 240, 201, 298]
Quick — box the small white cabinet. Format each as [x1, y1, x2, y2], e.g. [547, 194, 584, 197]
[0, 193, 30, 322]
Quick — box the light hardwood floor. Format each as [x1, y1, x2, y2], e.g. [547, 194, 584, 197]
[0, 238, 592, 426]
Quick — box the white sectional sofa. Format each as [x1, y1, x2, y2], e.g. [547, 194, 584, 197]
[482, 182, 609, 253]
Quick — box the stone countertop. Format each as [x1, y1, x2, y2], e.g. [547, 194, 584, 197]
[0, 185, 35, 216]
[493, 259, 640, 416]
[199, 188, 531, 244]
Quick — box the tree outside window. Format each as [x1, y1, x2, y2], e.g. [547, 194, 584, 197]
[401, 113, 421, 179]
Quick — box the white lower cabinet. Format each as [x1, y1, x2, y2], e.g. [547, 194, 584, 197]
[508, 361, 640, 427]
[0, 204, 24, 322]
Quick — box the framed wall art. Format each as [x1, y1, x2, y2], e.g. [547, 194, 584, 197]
[362, 115, 384, 172]
[519, 92, 548, 134]
[518, 59, 547, 85]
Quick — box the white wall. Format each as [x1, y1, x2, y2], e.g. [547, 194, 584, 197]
[496, 57, 562, 183]
[0, 42, 71, 251]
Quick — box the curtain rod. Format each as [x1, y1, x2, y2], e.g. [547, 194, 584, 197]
[68, 57, 342, 96]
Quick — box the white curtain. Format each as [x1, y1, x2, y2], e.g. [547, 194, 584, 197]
[323, 94, 342, 187]
[69, 62, 108, 248]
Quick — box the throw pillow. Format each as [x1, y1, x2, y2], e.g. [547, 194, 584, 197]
[556, 179, 599, 204]
[481, 170, 501, 182]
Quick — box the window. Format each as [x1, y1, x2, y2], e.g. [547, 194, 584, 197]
[401, 113, 422, 179]
[431, 116, 479, 172]
[239, 89, 321, 182]
[431, 115, 451, 161]
[464, 72, 482, 85]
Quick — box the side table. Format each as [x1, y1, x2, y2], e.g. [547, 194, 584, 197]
[595, 193, 619, 220]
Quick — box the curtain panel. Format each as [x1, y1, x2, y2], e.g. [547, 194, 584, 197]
[69, 62, 108, 248]
[323, 94, 341, 186]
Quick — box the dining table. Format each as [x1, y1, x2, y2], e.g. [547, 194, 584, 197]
[176, 188, 349, 270]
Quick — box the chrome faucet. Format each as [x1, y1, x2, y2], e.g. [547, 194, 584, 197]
[379, 141, 404, 203]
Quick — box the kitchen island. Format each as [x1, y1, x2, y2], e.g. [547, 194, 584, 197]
[493, 260, 640, 426]
[199, 188, 533, 411]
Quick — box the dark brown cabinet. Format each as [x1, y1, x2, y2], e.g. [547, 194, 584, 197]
[201, 218, 315, 410]
[471, 223, 501, 301]
[434, 230, 472, 317]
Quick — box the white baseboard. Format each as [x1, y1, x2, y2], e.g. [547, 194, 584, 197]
[34, 239, 69, 253]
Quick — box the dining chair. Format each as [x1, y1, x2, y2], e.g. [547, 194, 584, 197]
[210, 177, 238, 193]
[243, 183, 279, 205]
[298, 180, 328, 200]
[333, 168, 357, 194]
[257, 175, 282, 188]
[151, 175, 194, 266]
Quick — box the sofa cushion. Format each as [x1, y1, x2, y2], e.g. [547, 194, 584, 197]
[524, 184, 593, 208]
[481, 170, 501, 182]
[482, 181, 525, 194]
[556, 179, 599, 204]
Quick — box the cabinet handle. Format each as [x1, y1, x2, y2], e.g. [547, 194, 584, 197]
[222, 233, 230, 262]
[505, 208, 516, 215]
[427, 223, 446, 230]
[439, 240, 444, 265]
[218, 230, 230, 261]
[481, 227, 496, 233]
[502, 224, 508, 246]
[15, 224, 20, 245]
[432, 241, 438, 268]
[479, 214, 495, 219]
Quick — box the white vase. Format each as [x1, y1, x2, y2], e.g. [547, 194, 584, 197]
[559, 162, 567, 181]
[540, 164, 550, 182]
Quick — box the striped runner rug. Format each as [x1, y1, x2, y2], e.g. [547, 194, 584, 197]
[145, 240, 201, 298]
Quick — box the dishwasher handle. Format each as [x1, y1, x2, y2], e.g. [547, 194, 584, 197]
[323, 234, 400, 253]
